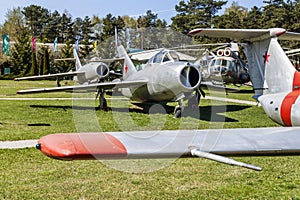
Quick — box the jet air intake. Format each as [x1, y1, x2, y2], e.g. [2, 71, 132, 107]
[180, 65, 201, 89]
[96, 63, 109, 79]
[77, 62, 110, 84]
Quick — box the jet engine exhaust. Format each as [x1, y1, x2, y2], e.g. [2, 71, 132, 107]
[180, 65, 201, 89]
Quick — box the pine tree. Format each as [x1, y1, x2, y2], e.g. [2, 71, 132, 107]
[43, 47, 50, 74]
[79, 16, 94, 58]
[171, 0, 227, 34]
[29, 50, 38, 75]
[11, 27, 32, 75]
[38, 49, 44, 75]
[59, 39, 74, 72]
[22, 5, 50, 41]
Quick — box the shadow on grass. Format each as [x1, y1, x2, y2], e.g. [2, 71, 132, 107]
[230, 89, 254, 94]
[198, 105, 251, 122]
[30, 102, 174, 113]
[29, 104, 251, 122]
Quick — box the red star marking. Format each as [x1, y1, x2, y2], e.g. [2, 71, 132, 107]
[125, 65, 128, 73]
[263, 51, 271, 63]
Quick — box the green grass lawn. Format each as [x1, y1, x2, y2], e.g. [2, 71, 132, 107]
[1, 149, 299, 199]
[0, 80, 299, 199]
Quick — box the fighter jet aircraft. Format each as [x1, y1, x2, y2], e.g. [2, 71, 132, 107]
[36, 28, 300, 171]
[188, 28, 300, 126]
[14, 49, 115, 87]
[17, 45, 201, 117]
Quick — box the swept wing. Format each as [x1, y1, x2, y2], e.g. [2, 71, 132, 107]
[14, 71, 85, 81]
[17, 80, 148, 94]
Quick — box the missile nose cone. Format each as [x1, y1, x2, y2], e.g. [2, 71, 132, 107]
[36, 143, 41, 150]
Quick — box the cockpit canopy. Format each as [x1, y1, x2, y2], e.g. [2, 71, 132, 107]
[147, 50, 183, 64]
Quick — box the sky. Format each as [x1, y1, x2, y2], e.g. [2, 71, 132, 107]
[0, 0, 266, 25]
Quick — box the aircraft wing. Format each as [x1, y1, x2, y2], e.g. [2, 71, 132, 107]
[16, 80, 148, 94]
[188, 28, 300, 42]
[14, 71, 85, 81]
[37, 127, 300, 171]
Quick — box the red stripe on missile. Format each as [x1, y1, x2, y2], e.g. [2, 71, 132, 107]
[293, 71, 300, 90]
[280, 92, 297, 126]
[37, 133, 127, 160]
[280, 71, 300, 126]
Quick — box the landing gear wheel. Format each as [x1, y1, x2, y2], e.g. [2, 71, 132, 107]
[174, 106, 182, 118]
[100, 97, 108, 111]
[98, 89, 108, 111]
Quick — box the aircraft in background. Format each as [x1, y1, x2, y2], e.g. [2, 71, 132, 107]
[197, 43, 250, 85]
[189, 28, 300, 126]
[14, 49, 114, 87]
[17, 45, 201, 117]
[128, 43, 251, 86]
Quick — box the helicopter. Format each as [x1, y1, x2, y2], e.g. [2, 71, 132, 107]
[196, 43, 251, 85]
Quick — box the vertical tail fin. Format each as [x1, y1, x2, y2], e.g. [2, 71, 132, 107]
[244, 37, 296, 97]
[242, 39, 270, 99]
[263, 38, 296, 94]
[73, 49, 82, 70]
[117, 45, 137, 80]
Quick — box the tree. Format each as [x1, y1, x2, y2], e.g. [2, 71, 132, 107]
[171, 0, 227, 34]
[22, 5, 50, 41]
[79, 16, 95, 58]
[261, 0, 286, 28]
[122, 15, 138, 28]
[242, 6, 263, 29]
[43, 10, 61, 43]
[212, 1, 249, 28]
[10, 27, 32, 75]
[57, 11, 74, 43]
[137, 10, 167, 28]
[29, 49, 38, 75]
[38, 47, 44, 75]
[43, 47, 50, 75]
[59, 39, 74, 72]
[1, 7, 25, 41]
[101, 14, 125, 40]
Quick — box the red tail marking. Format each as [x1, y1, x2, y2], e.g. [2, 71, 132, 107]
[263, 51, 271, 63]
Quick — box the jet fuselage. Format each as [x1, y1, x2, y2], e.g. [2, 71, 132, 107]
[121, 62, 201, 102]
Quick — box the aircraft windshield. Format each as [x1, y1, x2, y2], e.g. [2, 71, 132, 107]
[147, 50, 181, 64]
[210, 58, 236, 74]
